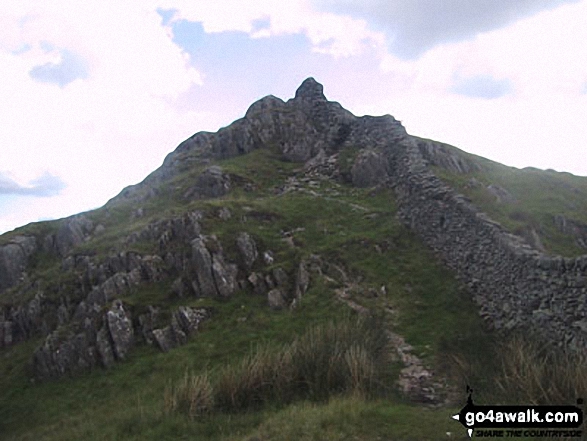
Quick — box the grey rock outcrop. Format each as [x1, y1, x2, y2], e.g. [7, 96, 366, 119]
[185, 166, 231, 199]
[417, 138, 481, 174]
[189, 237, 237, 298]
[0, 291, 48, 348]
[236, 232, 258, 270]
[486, 184, 516, 204]
[106, 300, 134, 360]
[0, 235, 36, 292]
[294, 261, 310, 301]
[152, 306, 207, 352]
[33, 300, 134, 380]
[267, 288, 287, 310]
[554, 215, 587, 249]
[351, 148, 390, 187]
[44, 215, 94, 257]
[125, 210, 202, 249]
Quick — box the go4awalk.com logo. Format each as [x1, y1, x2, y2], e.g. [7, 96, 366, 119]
[451, 387, 584, 438]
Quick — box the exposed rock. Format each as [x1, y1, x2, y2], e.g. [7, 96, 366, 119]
[0, 235, 37, 292]
[267, 288, 287, 310]
[127, 210, 202, 250]
[294, 261, 310, 301]
[185, 166, 231, 199]
[272, 267, 289, 288]
[137, 306, 160, 344]
[106, 300, 134, 360]
[263, 251, 274, 265]
[211, 253, 238, 298]
[554, 215, 587, 249]
[486, 184, 516, 204]
[351, 148, 389, 187]
[190, 237, 237, 298]
[152, 327, 175, 353]
[520, 227, 546, 252]
[171, 277, 193, 298]
[247, 272, 268, 295]
[417, 139, 481, 174]
[32, 300, 135, 379]
[49, 215, 94, 256]
[386, 331, 448, 405]
[190, 238, 218, 297]
[218, 207, 231, 220]
[96, 325, 115, 367]
[236, 232, 258, 270]
[152, 306, 207, 352]
[295, 77, 327, 102]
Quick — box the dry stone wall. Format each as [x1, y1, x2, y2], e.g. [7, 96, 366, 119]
[380, 134, 587, 350]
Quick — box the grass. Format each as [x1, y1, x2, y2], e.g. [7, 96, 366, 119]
[165, 317, 390, 418]
[493, 333, 587, 406]
[424, 137, 587, 257]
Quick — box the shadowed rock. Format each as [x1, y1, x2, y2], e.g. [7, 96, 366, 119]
[0, 235, 36, 292]
[236, 232, 258, 270]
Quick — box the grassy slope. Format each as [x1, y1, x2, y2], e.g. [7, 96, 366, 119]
[420, 137, 587, 257]
[0, 146, 500, 440]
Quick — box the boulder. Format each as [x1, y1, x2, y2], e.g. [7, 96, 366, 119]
[185, 166, 231, 199]
[96, 326, 115, 367]
[236, 232, 258, 270]
[152, 306, 207, 352]
[248, 272, 268, 295]
[294, 261, 310, 300]
[190, 238, 217, 297]
[267, 288, 288, 310]
[211, 254, 237, 298]
[106, 300, 133, 360]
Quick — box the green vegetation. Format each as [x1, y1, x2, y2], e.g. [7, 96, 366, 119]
[424, 137, 587, 257]
[165, 318, 390, 418]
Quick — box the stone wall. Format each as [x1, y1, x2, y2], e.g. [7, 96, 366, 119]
[380, 135, 587, 350]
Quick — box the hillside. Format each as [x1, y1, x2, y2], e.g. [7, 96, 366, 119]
[0, 78, 586, 440]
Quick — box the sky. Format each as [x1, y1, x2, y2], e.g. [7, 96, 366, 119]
[1, 0, 586, 234]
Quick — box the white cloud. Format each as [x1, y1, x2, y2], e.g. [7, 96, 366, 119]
[0, 1, 210, 233]
[317, 0, 581, 59]
[157, 0, 385, 58]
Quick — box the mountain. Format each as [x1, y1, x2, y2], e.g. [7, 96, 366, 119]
[1, 78, 586, 440]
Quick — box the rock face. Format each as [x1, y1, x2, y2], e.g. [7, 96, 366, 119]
[236, 232, 258, 270]
[417, 138, 481, 174]
[185, 166, 231, 199]
[351, 148, 389, 187]
[486, 184, 516, 204]
[44, 215, 94, 257]
[0, 235, 36, 292]
[554, 215, 587, 249]
[33, 300, 133, 380]
[151, 306, 207, 352]
[190, 237, 238, 298]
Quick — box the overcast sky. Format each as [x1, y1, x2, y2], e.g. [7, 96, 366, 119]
[1, 0, 586, 234]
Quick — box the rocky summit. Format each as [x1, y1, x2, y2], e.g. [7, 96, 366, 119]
[2, 77, 587, 440]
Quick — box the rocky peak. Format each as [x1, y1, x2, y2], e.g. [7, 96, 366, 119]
[294, 77, 326, 102]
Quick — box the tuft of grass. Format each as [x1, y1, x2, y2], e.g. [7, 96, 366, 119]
[164, 370, 214, 418]
[165, 317, 391, 418]
[494, 334, 587, 406]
